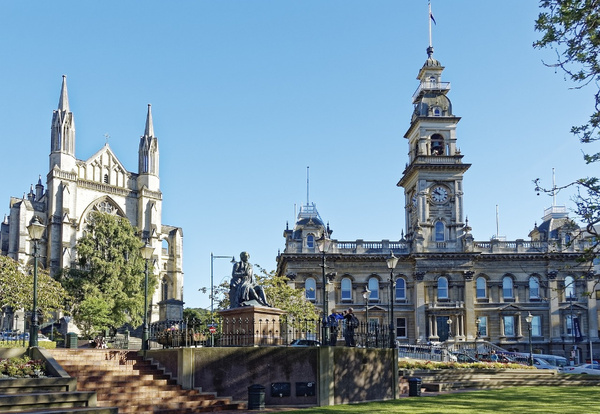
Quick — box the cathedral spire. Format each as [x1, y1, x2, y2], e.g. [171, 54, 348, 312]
[145, 104, 154, 138]
[50, 75, 76, 171]
[138, 104, 160, 188]
[57, 75, 69, 112]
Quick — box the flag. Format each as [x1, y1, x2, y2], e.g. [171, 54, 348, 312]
[430, 11, 436, 25]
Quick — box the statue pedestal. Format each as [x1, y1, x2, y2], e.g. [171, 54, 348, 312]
[218, 306, 287, 346]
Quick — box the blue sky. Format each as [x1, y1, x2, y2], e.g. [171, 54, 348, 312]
[0, 1, 595, 311]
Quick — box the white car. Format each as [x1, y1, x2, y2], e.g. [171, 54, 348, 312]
[562, 363, 600, 375]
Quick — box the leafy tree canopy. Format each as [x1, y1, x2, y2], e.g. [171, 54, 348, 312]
[534, 1, 600, 242]
[58, 212, 156, 337]
[0, 255, 69, 316]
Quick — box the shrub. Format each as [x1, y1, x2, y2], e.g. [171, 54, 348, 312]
[0, 356, 47, 378]
[398, 359, 536, 370]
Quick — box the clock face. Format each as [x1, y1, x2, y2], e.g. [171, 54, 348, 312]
[431, 185, 449, 203]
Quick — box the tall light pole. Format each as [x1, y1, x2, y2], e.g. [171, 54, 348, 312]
[317, 234, 332, 346]
[27, 216, 45, 348]
[140, 242, 155, 352]
[386, 252, 399, 349]
[362, 286, 371, 347]
[475, 317, 481, 339]
[210, 253, 235, 346]
[525, 312, 533, 366]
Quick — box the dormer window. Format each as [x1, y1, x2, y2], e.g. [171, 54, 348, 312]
[433, 107, 441, 116]
[307, 234, 314, 249]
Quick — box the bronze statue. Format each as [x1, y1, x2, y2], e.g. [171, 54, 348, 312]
[229, 252, 271, 308]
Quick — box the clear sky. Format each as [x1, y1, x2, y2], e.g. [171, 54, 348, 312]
[0, 1, 595, 311]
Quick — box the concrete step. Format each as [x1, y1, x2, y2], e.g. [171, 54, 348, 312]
[0, 391, 97, 412]
[12, 408, 117, 414]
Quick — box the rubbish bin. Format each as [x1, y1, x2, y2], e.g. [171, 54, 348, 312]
[408, 377, 422, 397]
[248, 384, 265, 410]
[66, 333, 78, 349]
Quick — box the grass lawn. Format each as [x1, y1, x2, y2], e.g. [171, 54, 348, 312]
[281, 386, 600, 414]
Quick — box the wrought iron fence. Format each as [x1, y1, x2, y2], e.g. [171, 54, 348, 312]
[148, 318, 394, 349]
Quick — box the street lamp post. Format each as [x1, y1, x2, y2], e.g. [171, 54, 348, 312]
[362, 286, 371, 347]
[27, 216, 45, 348]
[317, 234, 333, 346]
[209, 253, 235, 346]
[447, 318, 453, 339]
[525, 312, 533, 366]
[386, 252, 399, 349]
[140, 242, 155, 352]
[475, 317, 481, 339]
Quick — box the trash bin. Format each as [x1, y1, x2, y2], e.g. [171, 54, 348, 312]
[248, 384, 265, 410]
[408, 377, 422, 397]
[66, 332, 78, 349]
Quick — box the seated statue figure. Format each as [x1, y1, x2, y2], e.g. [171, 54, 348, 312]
[229, 251, 271, 308]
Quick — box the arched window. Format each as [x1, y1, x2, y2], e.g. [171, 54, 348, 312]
[368, 277, 379, 301]
[306, 234, 314, 249]
[341, 278, 352, 301]
[529, 276, 540, 299]
[431, 134, 444, 155]
[435, 221, 445, 242]
[565, 276, 575, 300]
[437, 277, 448, 300]
[433, 107, 441, 116]
[305, 278, 316, 301]
[476, 277, 486, 298]
[503, 276, 513, 299]
[396, 278, 406, 301]
[161, 239, 169, 255]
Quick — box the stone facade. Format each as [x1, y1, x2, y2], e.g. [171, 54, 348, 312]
[276, 48, 598, 363]
[0, 76, 183, 331]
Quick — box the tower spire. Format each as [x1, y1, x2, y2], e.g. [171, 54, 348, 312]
[145, 104, 154, 138]
[58, 75, 69, 112]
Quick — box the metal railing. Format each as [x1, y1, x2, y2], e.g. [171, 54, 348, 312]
[148, 318, 394, 349]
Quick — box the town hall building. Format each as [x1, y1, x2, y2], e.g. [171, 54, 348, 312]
[0, 76, 184, 331]
[276, 45, 598, 363]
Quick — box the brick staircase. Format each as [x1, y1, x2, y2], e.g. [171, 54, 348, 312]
[50, 349, 245, 414]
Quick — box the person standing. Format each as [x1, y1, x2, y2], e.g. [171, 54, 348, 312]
[343, 308, 358, 347]
[328, 310, 340, 346]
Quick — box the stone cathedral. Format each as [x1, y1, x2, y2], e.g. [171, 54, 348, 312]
[0, 76, 184, 331]
[277, 45, 599, 363]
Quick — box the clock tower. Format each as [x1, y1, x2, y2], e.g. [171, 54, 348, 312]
[398, 46, 471, 253]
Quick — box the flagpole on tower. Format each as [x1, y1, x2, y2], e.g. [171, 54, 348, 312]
[428, 1, 433, 48]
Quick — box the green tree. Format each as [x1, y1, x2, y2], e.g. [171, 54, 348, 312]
[0, 255, 69, 316]
[59, 212, 155, 337]
[254, 265, 319, 321]
[534, 1, 600, 261]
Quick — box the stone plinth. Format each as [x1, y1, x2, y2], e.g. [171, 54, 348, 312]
[218, 306, 287, 346]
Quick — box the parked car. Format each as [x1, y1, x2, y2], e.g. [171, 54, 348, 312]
[562, 364, 600, 375]
[532, 357, 558, 370]
[37, 334, 52, 342]
[290, 339, 321, 347]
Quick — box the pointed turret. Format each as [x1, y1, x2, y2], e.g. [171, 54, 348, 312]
[35, 175, 44, 201]
[50, 75, 76, 171]
[138, 104, 160, 190]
